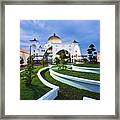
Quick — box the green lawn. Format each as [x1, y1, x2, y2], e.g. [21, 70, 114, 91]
[74, 63, 100, 68]
[20, 66, 51, 100]
[42, 70, 100, 100]
[52, 67, 100, 81]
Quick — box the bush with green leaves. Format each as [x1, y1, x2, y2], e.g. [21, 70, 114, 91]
[54, 52, 69, 70]
[54, 57, 60, 66]
[40, 58, 47, 67]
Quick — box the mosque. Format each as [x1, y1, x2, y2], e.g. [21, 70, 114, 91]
[29, 33, 81, 64]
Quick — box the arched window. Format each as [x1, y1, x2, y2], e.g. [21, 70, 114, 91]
[32, 44, 36, 49]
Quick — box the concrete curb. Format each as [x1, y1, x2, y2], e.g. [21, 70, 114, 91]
[37, 67, 59, 100]
[72, 65, 100, 74]
[50, 69, 100, 93]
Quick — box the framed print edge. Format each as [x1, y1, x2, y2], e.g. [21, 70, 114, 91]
[1, 0, 119, 119]
[1, 0, 5, 119]
[115, 2, 119, 119]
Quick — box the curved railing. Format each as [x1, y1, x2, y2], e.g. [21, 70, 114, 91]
[50, 68, 100, 93]
[72, 65, 100, 74]
[37, 67, 59, 100]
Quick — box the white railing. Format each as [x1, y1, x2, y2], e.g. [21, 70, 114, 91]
[50, 69, 100, 93]
[72, 65, 100, 74]
[37, 67, 59, 100]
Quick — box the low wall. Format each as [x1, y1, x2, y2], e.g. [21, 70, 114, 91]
[50, 69, 100, 93]
[37, 67, 59, 100]
[83, 97, 96, 100]
[72, 65, 100, 74]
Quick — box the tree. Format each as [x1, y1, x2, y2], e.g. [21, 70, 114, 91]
[93, 52, 97, 63]
[54, 57, 62, 70]
[54, 51, 69, 70]
[83, 58, 88, 63]
[54, 57, 60, 66]
[40, 58, 47, 67]
[89, 44, 96, 52]
[27, 55, 34, 64]
[25, 55, 35, 86]
[59, 52, 68, 69]
[87, 44, 97, 63]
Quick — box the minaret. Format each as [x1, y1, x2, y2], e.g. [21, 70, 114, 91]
[30, 38, 38, 56]
[72, 40, 81, 63]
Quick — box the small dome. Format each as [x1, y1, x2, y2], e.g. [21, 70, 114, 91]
[48, 33, 61, 44]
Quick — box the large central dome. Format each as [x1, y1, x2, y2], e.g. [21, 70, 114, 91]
[48, 33, 62, 44]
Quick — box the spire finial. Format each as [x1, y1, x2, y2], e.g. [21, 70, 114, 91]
[73, 40, 78, 43]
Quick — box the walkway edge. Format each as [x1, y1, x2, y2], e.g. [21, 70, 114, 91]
[72, 65, 100, 74]
[50, 69, 100, 85]
[37, 67, 59, 100]
[50, 69, 100, 93]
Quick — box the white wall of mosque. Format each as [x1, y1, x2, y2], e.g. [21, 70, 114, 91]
[30, 34, 81, 63]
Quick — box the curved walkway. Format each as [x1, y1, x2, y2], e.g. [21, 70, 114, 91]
[50, 68, 100, 93]
[37, 67, 59, 100]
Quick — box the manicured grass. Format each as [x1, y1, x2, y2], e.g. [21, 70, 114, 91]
[42, 70, 100, 100]
[52, 67, 100, 81]
[20, 66, 51, 100]
[74, 63, 100, 68]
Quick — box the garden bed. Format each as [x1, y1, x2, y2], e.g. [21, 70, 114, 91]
[52, 67, 100, 81]
[42, 70, 100, 100]
[74, 63, 100, 68]
[20, 66, 51, 100]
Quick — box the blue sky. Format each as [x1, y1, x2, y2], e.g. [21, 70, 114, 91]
[20, 20, 100, 54]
